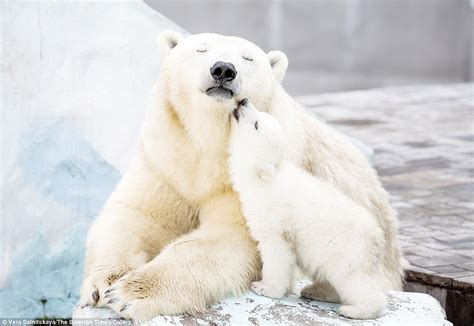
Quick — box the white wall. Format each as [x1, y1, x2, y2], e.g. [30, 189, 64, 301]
[146, 0, 473, 95]
[0, 0, 184, 317]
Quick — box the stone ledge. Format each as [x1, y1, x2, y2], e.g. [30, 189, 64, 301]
[406, 269, 474, 293]
[73, 291, 450, 325]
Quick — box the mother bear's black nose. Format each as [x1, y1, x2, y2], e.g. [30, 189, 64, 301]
[210, 61, 237, 82]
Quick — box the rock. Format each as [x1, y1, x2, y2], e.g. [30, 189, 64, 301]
[73, 291, 451, 325]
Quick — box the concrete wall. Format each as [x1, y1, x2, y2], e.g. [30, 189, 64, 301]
[146, 0, 473, 95]
[0, 0, 184, 317]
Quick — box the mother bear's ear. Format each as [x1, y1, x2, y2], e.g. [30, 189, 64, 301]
[158, 30, 184, 60]
[267, 51, 288, 83]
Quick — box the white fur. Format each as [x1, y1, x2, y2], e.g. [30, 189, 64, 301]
[79, 31, 404, 322]
[229, 103, 390, 319]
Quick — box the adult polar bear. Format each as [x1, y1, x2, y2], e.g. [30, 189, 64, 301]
[79, 31, 404, 320]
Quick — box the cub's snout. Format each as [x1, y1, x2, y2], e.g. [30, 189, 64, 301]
[232, 98, 249, 122]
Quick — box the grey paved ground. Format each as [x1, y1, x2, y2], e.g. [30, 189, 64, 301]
[298, 83, 473, 286]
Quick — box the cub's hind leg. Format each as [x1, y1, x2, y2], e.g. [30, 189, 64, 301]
[300, 280, 340, 303]
[332, 272, 387, 319]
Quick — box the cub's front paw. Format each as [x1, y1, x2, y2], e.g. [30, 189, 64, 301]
[251, 281, 284, 299]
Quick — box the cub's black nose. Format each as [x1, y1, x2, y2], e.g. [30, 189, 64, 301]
[210, 61, 237, 82]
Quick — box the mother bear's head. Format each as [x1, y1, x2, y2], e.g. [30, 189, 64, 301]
[157, 30, 288, 116]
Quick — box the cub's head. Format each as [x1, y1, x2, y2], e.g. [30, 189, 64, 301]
[228, 99, 285, 183]
[158, 30, 288, 113]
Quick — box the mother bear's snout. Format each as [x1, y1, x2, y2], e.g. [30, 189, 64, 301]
[210, 61, 237, 83]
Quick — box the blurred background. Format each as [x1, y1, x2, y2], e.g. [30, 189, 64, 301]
[147, 0, 473, 94]
[1, 0, 473, 324]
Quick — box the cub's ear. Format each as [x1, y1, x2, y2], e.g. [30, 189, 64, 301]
[158, 30, 184, 60]
[256, 163, 276, 182]
[267, 51, 288, 83]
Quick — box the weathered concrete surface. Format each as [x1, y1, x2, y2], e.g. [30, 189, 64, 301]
[73, 291, 450, 325]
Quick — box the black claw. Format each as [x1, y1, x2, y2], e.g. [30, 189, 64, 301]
[107, 298, 118, 304]
[92, 290, 99, 303]
[238, 98, 248, 107]
[120, 303, 130, 312]
[104, 288, 114, 295]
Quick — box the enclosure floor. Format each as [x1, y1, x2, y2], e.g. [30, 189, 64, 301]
[298, 84, 474, 291]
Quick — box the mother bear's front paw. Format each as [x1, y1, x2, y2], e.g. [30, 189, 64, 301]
[251, 281, 285, 299]
[78, 270, 128, 308]
[103, 268, 164, 322]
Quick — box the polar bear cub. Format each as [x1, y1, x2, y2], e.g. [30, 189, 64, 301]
[228, 99, 388, 319]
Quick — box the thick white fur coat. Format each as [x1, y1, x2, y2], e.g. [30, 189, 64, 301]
[228, 104, 391, 319]
[79, 31, 404, 321]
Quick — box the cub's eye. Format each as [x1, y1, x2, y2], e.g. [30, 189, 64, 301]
[196, 49, 207, 53]
[254, 121, 259, 130]
[243, 56, 254, 62]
